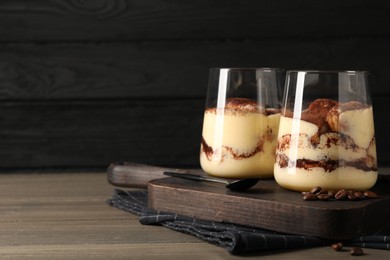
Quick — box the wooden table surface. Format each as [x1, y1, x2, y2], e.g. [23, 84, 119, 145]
[0, 172, 389, 259]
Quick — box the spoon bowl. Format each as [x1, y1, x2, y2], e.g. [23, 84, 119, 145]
[163, 172, 260, 191]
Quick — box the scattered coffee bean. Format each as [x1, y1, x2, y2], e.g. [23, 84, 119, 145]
[317, 190, 328, 195]
[327, 190, 336, 198]
[354, 191, 365, 200]
[364, 190, 378, 199]
[350, 247, 364, 256]
[335, 189, 348, 200]
[348, 192, 358, 201]
[331, 242, 343, 251]
[303, 187, 378, 202]
[303, 193, 318, 201]
[317, 194, 331, 200]
[310, 186, 322, 194]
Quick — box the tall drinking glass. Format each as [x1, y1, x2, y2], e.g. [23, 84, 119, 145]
[274, 70, 378, 192]
[200, 68, 283, 178]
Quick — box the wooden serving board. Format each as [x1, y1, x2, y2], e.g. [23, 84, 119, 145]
[148, 177, 390, 240]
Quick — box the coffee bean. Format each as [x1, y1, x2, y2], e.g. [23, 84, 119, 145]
[348, 192, 358, 201]
[310, 186, 322, 194]
[317, 194, 331, 200]
[302, 188, 379, 202]
[353, 191, 365, 200]
[331, 242, 343, 251]
[350, 247, 364, 256]
[303, 193, 318, 201]
[364, 190, 378, 199]
[327, 190, 336, 198]
[335, 189, 348, 200]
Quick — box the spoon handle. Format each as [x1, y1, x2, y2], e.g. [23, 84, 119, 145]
[163, 172, 228, 185]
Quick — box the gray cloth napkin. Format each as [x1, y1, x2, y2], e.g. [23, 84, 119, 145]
[106, 189, 390, 253]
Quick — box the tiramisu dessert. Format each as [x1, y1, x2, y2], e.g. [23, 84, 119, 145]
[274, 98, 378, 192]
[200, 97, 280, 178]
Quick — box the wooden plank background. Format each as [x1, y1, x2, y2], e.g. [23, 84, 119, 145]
[0, 0, 389, 169]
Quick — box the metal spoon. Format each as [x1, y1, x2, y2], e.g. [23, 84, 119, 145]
[163, 171, 260, 191]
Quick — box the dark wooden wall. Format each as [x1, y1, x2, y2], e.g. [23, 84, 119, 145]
[0, 0, 390, 170]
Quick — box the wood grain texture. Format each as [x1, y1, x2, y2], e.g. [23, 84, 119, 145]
[106, 162, 204, 188]
[0, 172, 389, 259]
[0, 96, 389, 169]
[149, 177, 390, 240]
[0, 0, 389, 169]
[0, 99, 204, 168]
[0, 172, 231, 259]
[0, 39, 390, 100]
[0, 0, 389, 42]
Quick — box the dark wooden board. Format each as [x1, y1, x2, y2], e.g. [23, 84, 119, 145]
[148, 177, 390, 240]
[106, 162, 204, 189]
[0, 0, 389, 42]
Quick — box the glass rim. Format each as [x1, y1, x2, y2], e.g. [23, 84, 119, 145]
[209, 67, 284, 71]
[286, 70, 369, 74]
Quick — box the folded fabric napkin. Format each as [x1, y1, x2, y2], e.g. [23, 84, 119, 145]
[106, 189, 390, 254]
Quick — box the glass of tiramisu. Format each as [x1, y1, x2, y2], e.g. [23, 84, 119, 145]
[200, 68, 284, 178]
[274, 70, 378, 192]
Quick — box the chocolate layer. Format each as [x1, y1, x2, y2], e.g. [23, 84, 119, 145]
[276, 154, 378, 172]
[201, 136, 264, 161]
